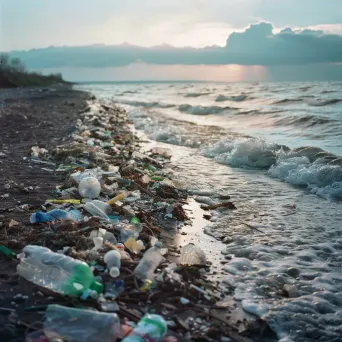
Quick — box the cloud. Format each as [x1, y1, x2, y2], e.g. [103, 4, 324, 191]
[6, 22, 342, 68]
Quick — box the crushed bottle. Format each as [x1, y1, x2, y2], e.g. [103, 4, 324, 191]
[179, 243, 207, 266]
[44, 304, 120, 342]
[17, 245, 103, 296]
[122, 313, 167, 342]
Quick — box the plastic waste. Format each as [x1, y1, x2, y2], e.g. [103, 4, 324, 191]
[115, 243, 132, 260]
[120, 223, 143, 242]
[44, 304, 120, 342]
[116, 178, 132, 187]
[17, 245, 103, 296]
[0, 245, 16, 257]
[85, 200, 112, 214]
[30, 209, 81, 223]
[92, 237, 103, 251]
[78, 177, 101, 199]
[104, 250, 121, 278]
[83, 202, 111, 221]
[124, 237, 144, 254]
[122, 314, 167, 342]
[105, 279, 124, 299]
[46, 199, 81, 204]
[151, 147, 173, 158]
[134, 245, 165, 281]
[179, 243, 207, 266]
[107, 191, 128, 205]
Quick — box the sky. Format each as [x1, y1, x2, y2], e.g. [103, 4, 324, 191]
[1, 0, 342, 81]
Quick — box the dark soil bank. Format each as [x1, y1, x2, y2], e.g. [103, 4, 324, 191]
[0, 86, 91, 341]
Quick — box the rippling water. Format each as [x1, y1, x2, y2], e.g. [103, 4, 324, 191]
[78, 82, 342, 342]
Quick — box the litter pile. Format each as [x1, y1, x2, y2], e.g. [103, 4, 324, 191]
[0, 100, 258, 342]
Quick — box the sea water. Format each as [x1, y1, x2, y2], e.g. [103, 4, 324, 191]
[78, 81, 342, 342]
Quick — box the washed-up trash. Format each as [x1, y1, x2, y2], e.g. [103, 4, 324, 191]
[105, 279, 124, 300]
[30, 209, 81, 223]
[46, 199, 81, 204]
[8, 219, 20, 228]
[0, 245, 16, 257]
[83, 202, 111, 221]
[122, 314, 167, 342]
[114, 243, 132, 260]
[44, 305, 120, 342]
[120, 223, 143, 242]
[92, 236, 104, 251]
[151, 147, 173, 158]
[104, 250, 121, 278]
[17, 245, 104, 296]
[201, 202, 237, 210]
[179, 243, 207, 266]
[134, 245, 165, 281]
[79, 177, 101, 199]
[31, 146, 48, 158]
[107, 191, 128, 205]
[124, 237, 144, 254]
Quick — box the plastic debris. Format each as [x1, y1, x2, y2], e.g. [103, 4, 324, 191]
[0, 245, 16, 258]
[124, 237, 144, 254]
[17, 245, 103, 296]
[46, 199, 81, 204]
[78, 176, 101, 198]
[30, 209, 81, 223]
[179, 243, 207, 266]
[122, 314, 167, 342]
[104, 250, 121, 278]
[44, 305, 120, 342]
[107, 191, 128, 205]
[151, 147, 173, 158]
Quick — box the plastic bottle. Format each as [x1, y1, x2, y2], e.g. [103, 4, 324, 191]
[44, 304, 120, 342]
[17, 245, 103, 296]
[115, 243, 132, 261]
[134, 246, 165, 281]
[104, 250, 121, 278]
[89, 200, 112, 214]
[78, 177, 101, 199]
[83, 202, 111, 221]
[30, 209, 81, 223]
[122, 314, 167, 342]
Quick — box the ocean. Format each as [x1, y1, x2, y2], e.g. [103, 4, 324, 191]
[77, 81, 342, 342]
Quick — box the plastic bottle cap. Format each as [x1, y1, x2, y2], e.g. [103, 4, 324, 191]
[109, 267, 120, 278]
[90, 281, 104, 294]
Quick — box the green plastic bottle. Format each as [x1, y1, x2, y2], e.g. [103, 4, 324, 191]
[122, 314, 167, 342]
[17, 245, 103, 296]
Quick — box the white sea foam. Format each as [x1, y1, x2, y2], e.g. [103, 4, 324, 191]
[178, 104, 233, 115]
[216, 94, 248, 102]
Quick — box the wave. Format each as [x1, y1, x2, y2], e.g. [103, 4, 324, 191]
[274, 98, 304, 105]
[201, 139, 342, 200]
[116, 99, 176, 109]
[216, 94, 248, 102]
[307, 99, 342, 107]
[274, 115, 333, 128]
[178, 104, 234, 115]
[184, 92, 211, 98]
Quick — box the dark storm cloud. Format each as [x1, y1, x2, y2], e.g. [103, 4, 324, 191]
[7, 22, 342, 68]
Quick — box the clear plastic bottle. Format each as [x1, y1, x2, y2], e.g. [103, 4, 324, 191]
[134, 246, 165, 281]
[44, 304, 120, 342]
[83, 202, 111, 221]
[122, 314, 167, 342]
[17, 245, 103, 296]
[78, 177, 101, 199]
[179, 243, 207, 266]
[104, 250, 121, 278]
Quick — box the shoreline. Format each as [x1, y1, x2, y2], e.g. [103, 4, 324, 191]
[0, 86, 269, 342]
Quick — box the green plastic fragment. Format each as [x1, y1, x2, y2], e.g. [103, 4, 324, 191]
[0, 245, 16, 258]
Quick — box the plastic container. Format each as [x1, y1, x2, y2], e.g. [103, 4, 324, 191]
[134, 246, 165, 281]
[120, 223, 142, 242]
[30, 209, 81, 223]
[83, 202, 111, 221]
[44, 304, 120, 342]
[179, 243, 207, 266]
[122, 314, 167, 342]
[17, 245, 103, 296]
[104, 250, 121, 278]
[78, 177, 101, 199]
